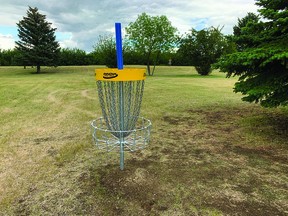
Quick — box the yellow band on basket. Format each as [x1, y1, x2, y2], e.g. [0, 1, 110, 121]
[95, 68, 146, 81]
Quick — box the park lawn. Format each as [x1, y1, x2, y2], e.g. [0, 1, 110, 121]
[0, 66, 287, 215]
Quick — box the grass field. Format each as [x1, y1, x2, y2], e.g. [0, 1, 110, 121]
[0, 66, 287, 215]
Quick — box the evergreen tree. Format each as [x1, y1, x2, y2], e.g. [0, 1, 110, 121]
[233, 12, 260, 51]
[16, 6, 60, 73]
[215, 0, 288, 107]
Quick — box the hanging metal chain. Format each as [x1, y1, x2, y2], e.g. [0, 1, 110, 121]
[97, 80, 145, 138]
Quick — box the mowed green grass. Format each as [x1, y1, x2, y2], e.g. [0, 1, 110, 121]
[0, 66, 287, 215]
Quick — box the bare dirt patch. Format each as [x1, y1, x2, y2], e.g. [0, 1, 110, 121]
[151, 107, 288, 215]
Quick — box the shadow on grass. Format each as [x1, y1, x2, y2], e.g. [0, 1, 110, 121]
[3, 66, 97, 77]
[241, 110, 288, 146]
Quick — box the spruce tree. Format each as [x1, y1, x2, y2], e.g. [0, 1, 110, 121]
[215, 0, 288, 107]
[16, 6, 60, 73]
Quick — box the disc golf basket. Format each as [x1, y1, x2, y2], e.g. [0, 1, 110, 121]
[91, 23, 152, 170]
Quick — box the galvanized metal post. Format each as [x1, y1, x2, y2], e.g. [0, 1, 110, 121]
[119, 81, 124, 170]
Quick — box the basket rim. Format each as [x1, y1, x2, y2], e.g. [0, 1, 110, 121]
[91, 116, 152, 133]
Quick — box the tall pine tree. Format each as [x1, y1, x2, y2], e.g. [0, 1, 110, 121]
[16, 7, 60, 73]
[216, 0, 288, 107]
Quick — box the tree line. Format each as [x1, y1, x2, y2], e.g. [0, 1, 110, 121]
[0, 47, 175, 67]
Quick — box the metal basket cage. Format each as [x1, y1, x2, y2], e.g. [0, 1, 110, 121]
[91, 116, 152, 152]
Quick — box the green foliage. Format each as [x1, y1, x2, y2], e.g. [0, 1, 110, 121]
[122, 41, 146, 65]
[59, 48, 91, 66]
[177, 27, 231, 75]
[126, 13, 178, 75]
[233, 12, 261, 51]
[215, 0, 288, 107]
[16, 6, 60, 73]
[0, 49, 22, 66]
[0, 47, 97, 66]
[92, 35, 117, 68]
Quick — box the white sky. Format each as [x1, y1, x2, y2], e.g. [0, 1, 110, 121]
[0, 0, 258, 52]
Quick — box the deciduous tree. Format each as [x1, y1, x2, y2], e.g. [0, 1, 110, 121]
[178, 27, 230, 75]
[126, 13, 177, 76]
[59, 48, 89, 66]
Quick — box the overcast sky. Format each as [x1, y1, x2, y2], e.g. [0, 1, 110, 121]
[0, 0, 258, 52]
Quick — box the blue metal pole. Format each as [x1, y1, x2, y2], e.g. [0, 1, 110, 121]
[115, 23, 123, 70]
[115, 23, 125, 170]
